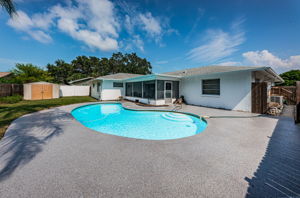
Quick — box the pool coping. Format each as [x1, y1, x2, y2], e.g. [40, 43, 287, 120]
[70, 102, 207, 141]
[70, 101, 207, 123]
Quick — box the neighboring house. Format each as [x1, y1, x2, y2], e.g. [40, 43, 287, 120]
[90, 66, 283, 112]
[69, 77, 94, 85]
[0, 72, 12, 79]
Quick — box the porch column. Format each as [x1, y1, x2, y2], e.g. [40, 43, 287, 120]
[155, 80, 157, 100]
[142, 81, 144, 98]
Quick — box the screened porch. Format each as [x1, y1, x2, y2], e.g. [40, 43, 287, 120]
[124, 79, 180, 105]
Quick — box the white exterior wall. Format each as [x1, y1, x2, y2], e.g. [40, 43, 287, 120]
[52, 84, 60, 98]
[180, 70, 252, 111]
[23, 84, 31, 100]
[59, 85, 90, 97]
[91, 81, 100, 99]
[100, 80, 124, 100]
[124, 96, 166, 105]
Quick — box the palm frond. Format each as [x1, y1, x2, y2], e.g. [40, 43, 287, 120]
[0, 0, 16, 17]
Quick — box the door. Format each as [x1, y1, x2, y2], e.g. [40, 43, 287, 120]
[31, 84, 53, 100]
[31, 84, 43, 100]
[165, 81, 172, 103]
[252, 82, 267, 113]
[42, 84, 53, 99]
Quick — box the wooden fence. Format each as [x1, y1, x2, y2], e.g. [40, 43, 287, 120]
[0, 84, 23, 97]
[271, 86, 296, 105]
[252, 82, 268, 113]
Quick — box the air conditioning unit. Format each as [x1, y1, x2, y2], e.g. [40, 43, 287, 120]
[270, 96, 284, 106]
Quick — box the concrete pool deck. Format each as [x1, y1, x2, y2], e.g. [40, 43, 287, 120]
[0, 101, 299, 197]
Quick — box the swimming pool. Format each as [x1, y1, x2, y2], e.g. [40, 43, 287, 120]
[71, 103, 207, 140]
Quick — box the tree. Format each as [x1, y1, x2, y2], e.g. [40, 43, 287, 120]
[45, 52, 152, 84]
[108, 52, 126, 74]
[279, 70, 300, 86]
[47, 60, 73, 84]
[71, 56, 101, 77]
[0, 0, 16, 16]
[108, 52, 152, 74]
[11, 63, 53, 83]
[123, 53, 152, 74]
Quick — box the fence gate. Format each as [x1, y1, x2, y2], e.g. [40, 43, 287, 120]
[252, 82, 268, 114]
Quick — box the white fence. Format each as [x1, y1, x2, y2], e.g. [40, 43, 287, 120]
[60, 85, 90, 97]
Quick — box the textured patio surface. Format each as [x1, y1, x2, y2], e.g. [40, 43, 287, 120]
[0, 102, 299, 198]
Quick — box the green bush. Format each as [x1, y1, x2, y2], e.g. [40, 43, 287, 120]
[0, 94, 23, 104]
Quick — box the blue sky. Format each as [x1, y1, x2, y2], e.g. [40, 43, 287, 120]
[0, 0, 299, 74]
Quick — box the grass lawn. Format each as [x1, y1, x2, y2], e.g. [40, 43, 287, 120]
[0, 96, 97, 139]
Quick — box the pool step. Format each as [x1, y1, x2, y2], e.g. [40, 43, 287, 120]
[161, 112, 193, 122]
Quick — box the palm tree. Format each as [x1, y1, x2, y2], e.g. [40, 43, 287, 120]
[0, 0, 16, 16]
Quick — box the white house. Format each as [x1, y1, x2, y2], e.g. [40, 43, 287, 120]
[90, 73, 143, 100]
[90, 66, 283, 113]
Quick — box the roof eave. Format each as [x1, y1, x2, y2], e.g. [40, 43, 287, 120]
[180, 67, 268, 78]
[265, 67, 284, 83]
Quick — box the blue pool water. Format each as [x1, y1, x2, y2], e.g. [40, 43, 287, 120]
[71, 103, 207, 140]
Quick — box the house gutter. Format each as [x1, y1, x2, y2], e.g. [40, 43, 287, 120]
[177, 67, 268, 79]
[264, 67, 284, 83]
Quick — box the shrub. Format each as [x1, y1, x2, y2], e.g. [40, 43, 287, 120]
[0, 94, 23, 104]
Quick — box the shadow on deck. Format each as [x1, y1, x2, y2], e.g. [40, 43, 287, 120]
[245, 116, 300, 197]
[0, 109, 72, 181]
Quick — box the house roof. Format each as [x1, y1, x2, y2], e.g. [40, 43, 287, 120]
[96, 73, 144, 80]
[163, 65, 283, 83]
[125, 73, 181, 82]
[24, 81, 57, 85]
[69, 77, 94, 84]
[0, 72, 11, 78]
[164, 65, 266, 77]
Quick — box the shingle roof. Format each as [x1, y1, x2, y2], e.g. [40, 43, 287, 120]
[69, 77, 94, 84]
[97, 73, 144, 80]
[0, 72, 11, 78]
[164, 65, 266, 77]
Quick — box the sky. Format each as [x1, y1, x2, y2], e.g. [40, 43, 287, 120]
[0, 0, 299, 74]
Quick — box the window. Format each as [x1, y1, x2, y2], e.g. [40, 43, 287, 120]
[126, 82, 133, 96]
[113, 82, 123, 88]
[143, 80, 155, 99]
[133, 82, 142, 97]
[157, 80, 164, 99]
[202, 79, 220, 95]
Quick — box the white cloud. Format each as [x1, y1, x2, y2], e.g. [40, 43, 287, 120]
[29, 30, 53, 43]
[118, 1, 175, 46]
[7, 11, 33, 31]
[79, 0, 119, 37]
[122, 35, 144, 52]
[7, 0, 175, 52]
[186, 18, 245, 63]
[124, 15, 134, 34]
[7, 11, 53, 43]
[243, 50, 300, 69]
[139, 12, 162, 37]
[7, 0, 120, 51]
[52, 1, 119, 51]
